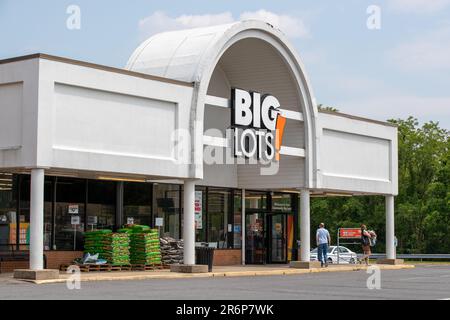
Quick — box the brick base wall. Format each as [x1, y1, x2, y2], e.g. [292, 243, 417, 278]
[1, 249, 240, 272]
[0, 260, 29, 273]
[45, 251, 84, 270]
[46, 250, 242, 268]
[0, 251, 83, 273]
[213, 249, 242, 266]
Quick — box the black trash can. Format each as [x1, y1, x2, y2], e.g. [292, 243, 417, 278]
[196, 247, 215, 272]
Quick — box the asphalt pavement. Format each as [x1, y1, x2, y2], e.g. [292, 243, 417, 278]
[0, 264, 449, 300]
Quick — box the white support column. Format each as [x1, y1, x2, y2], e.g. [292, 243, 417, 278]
[183, 180, 196, 265]
[300, 189, 311, 262]
[241, 189, 246, 266]
[386, 195, 396, 260]
[30, 168, 45, 270]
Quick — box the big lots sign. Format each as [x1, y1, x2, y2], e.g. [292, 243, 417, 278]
[231, 88, 287, 162]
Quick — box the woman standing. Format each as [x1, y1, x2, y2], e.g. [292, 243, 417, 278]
[360, 224, 372, 265]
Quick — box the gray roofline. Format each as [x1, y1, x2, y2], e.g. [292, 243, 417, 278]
[319, 109, 398, 128]
[0, 53, 195, 88]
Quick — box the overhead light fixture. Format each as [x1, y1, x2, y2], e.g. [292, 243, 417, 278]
[325, 193, 353, 197]
[47, 172, 79, 178]
[279, 190, 301, 194]
[312, 192, 353, 198]
[97, 176, 147, 183]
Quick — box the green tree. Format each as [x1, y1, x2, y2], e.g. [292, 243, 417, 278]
[317, 104, 339, 112]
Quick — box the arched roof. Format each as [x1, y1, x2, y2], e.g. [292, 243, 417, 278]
[127, 20, 319, 188]
[126, 22, 239, 82]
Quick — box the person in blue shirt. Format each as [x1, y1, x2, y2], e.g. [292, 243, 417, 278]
[316, 223, 331, 267]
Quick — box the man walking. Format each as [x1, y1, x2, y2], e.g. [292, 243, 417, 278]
[316, 223, 331, 267]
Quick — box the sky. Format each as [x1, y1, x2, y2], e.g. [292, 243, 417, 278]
[0, 0, 449, 129]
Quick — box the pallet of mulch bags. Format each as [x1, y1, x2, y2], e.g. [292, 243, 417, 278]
[123, 227, 163, 266]
[84, 230, 131, 266]
[130, 249, 162, 264]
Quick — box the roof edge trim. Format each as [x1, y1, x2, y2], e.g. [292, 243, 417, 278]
[0, 53, 194, 88]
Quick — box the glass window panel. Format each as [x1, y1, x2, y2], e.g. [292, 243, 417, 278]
[87, 180, 116, 231]
[43, 178, 53, 250]
[18, 175, 31, 250]
[123, 182, 152, 227]
[207, 188, 230, 248]
[155, 184, 180, 239]
[245, 191, 267, 210]
[272, 194, 293, 212]
[54, 178, 86, 251]
[0, 173, 17, 252]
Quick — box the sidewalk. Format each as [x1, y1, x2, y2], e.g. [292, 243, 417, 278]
[2, 263, 415, 285]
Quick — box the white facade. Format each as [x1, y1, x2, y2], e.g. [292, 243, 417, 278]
[0, 21, 399, 269]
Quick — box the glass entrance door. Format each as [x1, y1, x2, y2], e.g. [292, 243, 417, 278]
[268, 214, 287, 263]
[245, 213, 266, 264]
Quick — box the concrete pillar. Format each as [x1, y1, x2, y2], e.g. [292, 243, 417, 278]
[30, 168, 45, 270]
[386, 195, 396, 260]
[300, 189, 311, 262]
[183, 180, 196, 265]
[241, 189, 246, 265]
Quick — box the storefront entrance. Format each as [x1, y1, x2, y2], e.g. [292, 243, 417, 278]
[244, 191, 297, 265]
[245, 210, 294, 265]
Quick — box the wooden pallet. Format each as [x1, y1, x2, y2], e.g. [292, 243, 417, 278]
[153, 264, 164, 270]
[113, 264, 132, 271]
[131, 264, 163, 271]
[60, 264, 104, 272]
[60, 264, 133, 273]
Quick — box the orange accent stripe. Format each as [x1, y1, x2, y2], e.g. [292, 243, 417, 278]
[275, 115, 287, 161]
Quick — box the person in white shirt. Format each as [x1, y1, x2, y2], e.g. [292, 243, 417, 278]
[316, 223, 331, 267]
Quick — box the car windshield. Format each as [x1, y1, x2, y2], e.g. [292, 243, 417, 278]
[311, 248, 318, 253]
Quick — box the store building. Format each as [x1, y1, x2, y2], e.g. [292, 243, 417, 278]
[0, 21, 399, 271]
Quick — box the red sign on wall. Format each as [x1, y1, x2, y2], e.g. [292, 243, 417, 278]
[339, 228, 362, 239]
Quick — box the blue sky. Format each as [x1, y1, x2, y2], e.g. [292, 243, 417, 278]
[1, 0, 449, 128]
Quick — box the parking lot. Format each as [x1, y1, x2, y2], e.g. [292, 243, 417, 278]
[0, 264, 449, 300]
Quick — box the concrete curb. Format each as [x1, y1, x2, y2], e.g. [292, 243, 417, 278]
[21, 264, 415, 285]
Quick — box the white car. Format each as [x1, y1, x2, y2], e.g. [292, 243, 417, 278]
[310, 246, 358, 264]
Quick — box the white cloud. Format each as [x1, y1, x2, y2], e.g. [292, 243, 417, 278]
[388, 0, 450, 14]
[139, 10, 309, 39]
[139, 11, 234, 38]
[387, 24, 450, 71]
[239, 9, 309, 39]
